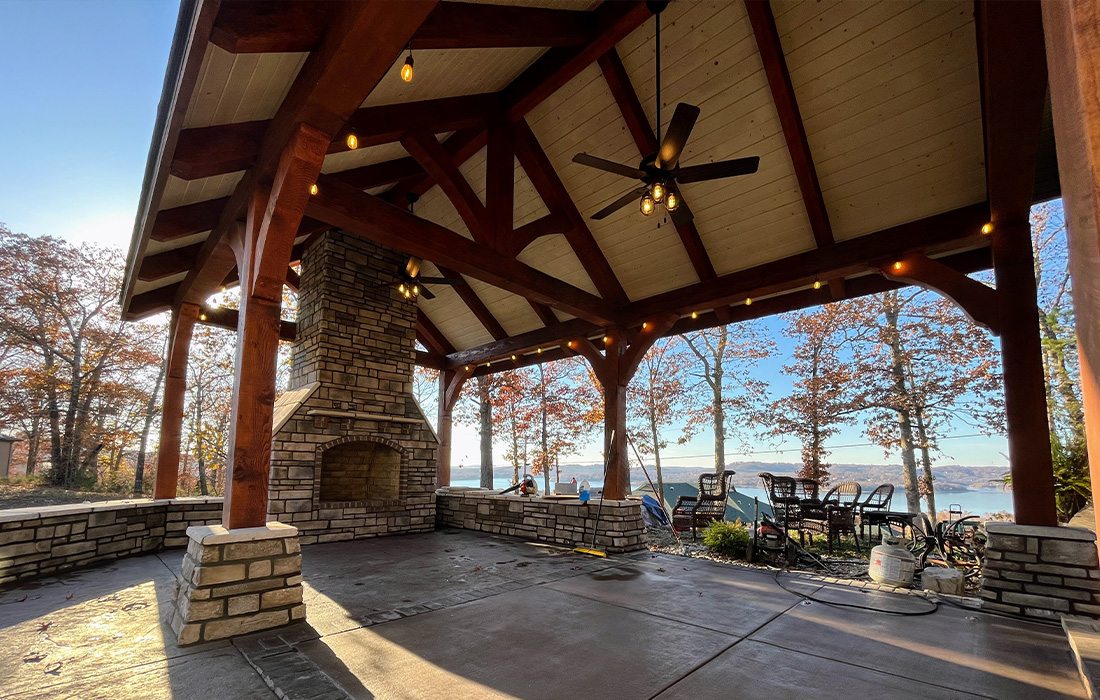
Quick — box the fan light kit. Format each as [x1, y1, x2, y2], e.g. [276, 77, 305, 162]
[573, 1, 760, 222]
[391, 193, 464, 300]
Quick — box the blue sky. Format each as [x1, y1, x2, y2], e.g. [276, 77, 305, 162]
[0, 0, 1011, 471]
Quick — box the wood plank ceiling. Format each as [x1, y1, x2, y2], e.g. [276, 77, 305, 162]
[123, 0, 1054, 374]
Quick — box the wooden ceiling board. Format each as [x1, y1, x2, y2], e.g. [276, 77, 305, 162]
[160, 172, 244, 210]
[363, 47, 544, 108]
[464, 278, 546, 337]
[183, 45, 306, 129]
[416, 262, 496, 350]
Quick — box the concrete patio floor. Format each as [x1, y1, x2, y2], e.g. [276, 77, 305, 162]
[0, 528, 1087, 700]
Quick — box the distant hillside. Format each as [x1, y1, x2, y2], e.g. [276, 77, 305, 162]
[451, 460, 1012, 493]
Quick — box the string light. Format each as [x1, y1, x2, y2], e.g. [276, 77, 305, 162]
[813, 280, 822, 290]
[309, 183, 319, 196]
[536, 347, 543, 354]
[400, 42, 414, 83]
[981, 222, 994, 235]
[345, 133, 359, 150]
[691, 311, 698, 319]
[199, 312, 208, 322]
[567, 341, 575, 349]
[603, 335, 612, 346]
[893, 261, 903, 271]
[511, 354, 518, 361]
[745, 297, 752, 306]
[641, 321, 650, 331]
[465, 365, 472, 371]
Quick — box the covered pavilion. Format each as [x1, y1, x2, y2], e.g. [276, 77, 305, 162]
[100, 0, 1100, 658]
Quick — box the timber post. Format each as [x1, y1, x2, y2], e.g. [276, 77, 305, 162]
[437, 366, 473, 487]
[154, 302, 199, 499]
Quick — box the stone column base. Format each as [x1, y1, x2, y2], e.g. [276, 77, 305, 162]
[982, 522, 1100, 621]
[168, 522, 305, 646]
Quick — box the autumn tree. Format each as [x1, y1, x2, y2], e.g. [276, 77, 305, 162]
[491, 368, 536, 484]
[680, 323, 773, 473]
[771, 304, 863, 484]
[526, 358, 591, 494]
[628, 336, 697, 504]
[454, 373, 499, 488]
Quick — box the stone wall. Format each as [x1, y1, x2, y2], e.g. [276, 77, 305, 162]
[436, 489, 646, 553]
[169, 523, 304, 645]
[981, 522, 1100, 620]
[0, 498, 222, 586]
[268, 231, 438, 545]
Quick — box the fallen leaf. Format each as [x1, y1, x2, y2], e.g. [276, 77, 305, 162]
[65, 593, 74, 600]
[36, 622, 51, 633]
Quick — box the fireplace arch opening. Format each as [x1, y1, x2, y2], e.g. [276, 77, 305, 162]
[318, 439, 402, 504]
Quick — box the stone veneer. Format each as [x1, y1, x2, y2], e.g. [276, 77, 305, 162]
[169, 522, 304, 645]
[981, 522, 1100, 620]
[0, 497, 222, 586]
[268, 231, 438, 545]
[436, 489, 646, 553]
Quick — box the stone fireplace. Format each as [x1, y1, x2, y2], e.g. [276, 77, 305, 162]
[267, 231, 438, 545]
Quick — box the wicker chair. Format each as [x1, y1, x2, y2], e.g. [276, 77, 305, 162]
[759, 473, 802, 537]
[821, 482, 862, 553]
[672, 470, 736, 539]
[857, 484, 895, 541]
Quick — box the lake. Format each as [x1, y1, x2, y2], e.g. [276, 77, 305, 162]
[449, 479, 1015, 515]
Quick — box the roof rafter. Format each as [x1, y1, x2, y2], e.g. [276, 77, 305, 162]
[433, 266, 508, 341]
[210, 1, 599, 54]
[597, 48, 717, 283]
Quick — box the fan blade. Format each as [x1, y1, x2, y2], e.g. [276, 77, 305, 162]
[405, 256, 421, 278]
[572, 153, 646, 179]
[417, 276, 464, 285]
[658, 103, 700, 168]
[591, 186, 649, 220]
[669, 196, 694, 225]
[676, 156, 760, 184]
[418, 286, 436, 300]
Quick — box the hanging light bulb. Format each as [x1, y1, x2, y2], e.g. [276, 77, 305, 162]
[651, 181, 666, 203]
[665, 189, 679, 212]
[691, 311, 699, 320]
[511, 354, 518, 361]
[400, 42, 414, 83]
[412, 284, 420, 298]
[309, 183, 319, 196]
[345, 132, 359, 150]
[981, 222, 994, 235]
[199, 312, 208, 322]
[745, 297, 753, 306]
[640, 193, 656, 216]
[813, 280, 822, 290]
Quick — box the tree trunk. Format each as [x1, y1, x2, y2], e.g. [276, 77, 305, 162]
[1040, 311, 1086, 442]
[477, 379, 494, 489]
[25, 412, 41, 476]
[914, 406, 937, 521]
[649, 404, 665, 507]
[884, 298, 921, 514]
[195, 386, 208, 496]
[133, 348, 168, 496]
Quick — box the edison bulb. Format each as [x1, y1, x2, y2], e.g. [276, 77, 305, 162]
[401, 56, 414, 83]
[309, 183, 319, 196]
[665, 190, 680, 211]
[640, 194, 655, 216]
[813, 280, 822, 290]
[346, 133, 358, 150]
[651, 182, 666, 203]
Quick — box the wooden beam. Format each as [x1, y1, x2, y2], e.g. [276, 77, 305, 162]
[435, 266, 508, 341]
[211, 0, 595, 54]
[512, 119, 629, 305]
[416, 350, 447, 371]
[447, 317, 598, 367]
[137, 243, 203, 281]
[199, 306, 297, 342]
[881, 254, 1001, 334]
[175, 0, 439, 311]
[506, 213, 571, 257]
[745, 0, 833, 250]
[330, 157, 423, 191]
[127, 283, 180, 320]
[418, 309, 455, 356]
[598, 49, 717, 282]
[306, 176, 617, 324]
[977, 0, 1055, 526]
[401, 131, 491, 243]
[174, 94, 496, 181]
[528, 300, 560, 327]
[151, 198, 229, 242]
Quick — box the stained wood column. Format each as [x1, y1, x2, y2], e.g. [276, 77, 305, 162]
[1043, 0, 1100, 534]
[992, 218, 1057, 526]
[223, 124, 328, 529]
[571, 316, 678, 499]
[154, 303, 199, 499]
[437, 367, 472, 486]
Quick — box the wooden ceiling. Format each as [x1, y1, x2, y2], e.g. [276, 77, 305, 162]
[122, 0, 1055, 374]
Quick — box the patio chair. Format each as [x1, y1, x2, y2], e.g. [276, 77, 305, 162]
[857, 484, 894, 541]
[759, 473, 802, 539]
[818, 482, 862, 554]
[672, 470, 736, 539]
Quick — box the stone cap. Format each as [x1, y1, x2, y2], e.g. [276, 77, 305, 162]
[0, 496, 224, 523]
[435, 489, 639, 508]
[986, 522, 1096, 542]
[186, 521, 299, 545]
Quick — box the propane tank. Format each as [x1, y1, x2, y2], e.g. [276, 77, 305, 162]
[868, 536, 916, 587]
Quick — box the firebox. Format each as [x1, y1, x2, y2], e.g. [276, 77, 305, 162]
[266, 231, 438, 545]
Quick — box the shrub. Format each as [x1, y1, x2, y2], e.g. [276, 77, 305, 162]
[702, 520, 750, 559]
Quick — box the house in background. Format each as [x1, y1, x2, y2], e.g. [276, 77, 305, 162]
[632, 482, 772, 523]
[0, 435, 20, 479]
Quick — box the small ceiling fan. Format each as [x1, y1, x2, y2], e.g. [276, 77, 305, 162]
[573, 1, 760, 222]
[393, 194, 464, 300]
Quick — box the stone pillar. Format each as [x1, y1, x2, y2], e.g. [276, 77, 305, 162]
[154, 303, 199, 499]
[169, 522, 304, 645]
[981, 523, 1100, 621]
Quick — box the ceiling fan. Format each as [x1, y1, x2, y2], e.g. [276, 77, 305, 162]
[393, 194, 464, 300]
[573, 1, 760, 222]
